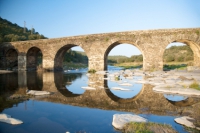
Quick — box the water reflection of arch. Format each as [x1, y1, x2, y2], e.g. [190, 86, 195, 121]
[166, 97, 200, 107]
[104, 79, 145, 103]
[54, 72, 83, 97]
[0, 72, 18, 93]
[27, 71, 43, 90]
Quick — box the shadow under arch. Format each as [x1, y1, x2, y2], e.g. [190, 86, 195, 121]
[165, 96, 200, 107]
[26, 46, 43, 71]
[54, 72, 83, 97]
[104, 80, 145, 104]
[104, 40, 144, 70]
[5, 48, 18, 70]
[54, 44, 88, 71]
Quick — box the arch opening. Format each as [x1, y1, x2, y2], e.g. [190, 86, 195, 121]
[27, 47, 43, 71]
[54, 45, 88, 71]
[163, 40, 200, 71]
[104, 42, 143, 71]
[5, 49, 18, 70]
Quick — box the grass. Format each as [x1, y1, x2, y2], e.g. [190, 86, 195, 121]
[189, 81, 200, 90]
[112, 61, 192, 70]
[163, 64, 187, 70]
[115, 76, 120, 81]
[113, 62, 143, 69]
[88, 69, 96, 73]
[123, 122, 177, 133]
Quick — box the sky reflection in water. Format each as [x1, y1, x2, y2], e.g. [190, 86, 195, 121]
[0, 66, 196, 133]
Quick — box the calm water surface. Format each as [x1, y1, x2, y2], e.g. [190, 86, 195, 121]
[0, 66, 199, 133]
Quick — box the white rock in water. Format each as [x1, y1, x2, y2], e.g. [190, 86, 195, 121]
[0, 114, 23, 125]
[112, 114, 147, 129]
[81, 87, 96, 90]
[119, 83, 133, 86]
[111, 87, 131, 91]
[27, 90, 51, 96]
[153, 85, 200, 96]
[174, 116, 196, 128]
[96, 71, 107, 75]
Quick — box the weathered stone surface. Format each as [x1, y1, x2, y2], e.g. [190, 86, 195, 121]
[0, 114, 23, 125]
[174, 116, 196, 128]
[0, 28, 200, 71]
[187, 66, 200, 71]
[112, 114, 147, 129]
[27, 90, 51, 95]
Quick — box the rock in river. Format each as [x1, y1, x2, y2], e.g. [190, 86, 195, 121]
[112, 114, 147, 129]
[174, 116, 200, 130]
[27, 90, 51, 96]
[0, 114, 23, 125]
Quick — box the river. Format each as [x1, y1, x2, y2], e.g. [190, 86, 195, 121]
[0, 66, 199, 133]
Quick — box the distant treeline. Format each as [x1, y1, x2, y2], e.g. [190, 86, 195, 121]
[0, 17, 47, 43]
[163, 45, 193, 62]
[63, 50, 88, 64]
[108, 45, 193, 64]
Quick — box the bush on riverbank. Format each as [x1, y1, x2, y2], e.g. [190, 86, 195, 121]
[88, 69, 96, 73]
[189, 81, 200, 90]
[122, 122, 177, 133]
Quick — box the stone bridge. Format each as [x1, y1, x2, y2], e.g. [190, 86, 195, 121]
[0, 28, 200, 71]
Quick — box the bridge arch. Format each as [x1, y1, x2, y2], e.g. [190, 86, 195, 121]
[162, 39, 200, 70]
[104, 84, 145, 103]
[104, 40, 144, 70]
[26, 47, 43, 71]
[5, 48, 18, 70]
[174, 39, 200, 67]
[54, 44, 88, 71]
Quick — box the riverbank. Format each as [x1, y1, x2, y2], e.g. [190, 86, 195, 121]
[111, 61, 193, 70]
[63, 62, 88, 70]
[0, 70, 14, 74]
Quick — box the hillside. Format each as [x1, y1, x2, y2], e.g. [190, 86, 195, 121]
[0, 17, 47, 43]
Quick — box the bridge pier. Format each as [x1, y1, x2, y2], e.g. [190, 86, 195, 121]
[18, 53, 27, 71]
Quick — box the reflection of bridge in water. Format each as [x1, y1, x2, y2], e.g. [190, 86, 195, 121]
[1, 71, 200, 116]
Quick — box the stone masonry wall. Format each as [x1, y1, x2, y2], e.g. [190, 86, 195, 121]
[0, 28, 200, 71]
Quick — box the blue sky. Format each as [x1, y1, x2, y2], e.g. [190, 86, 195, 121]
[0, 0, 200, 57]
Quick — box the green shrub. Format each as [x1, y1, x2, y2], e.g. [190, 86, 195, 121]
[189, 81, 200, 90]
[88, 69, 96, 73]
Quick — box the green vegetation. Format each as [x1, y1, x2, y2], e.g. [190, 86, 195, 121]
[163, 64, 187, 71]
[108, 45, 193, 65]
[63, 49, 88, 69]
[108, 45, 193, 70]
[189, 81, 200, 90]
[163, 45, 193, 62]
[0, 17, 47, 43]
[115, 76, 120, 81]
[108, 55, 143, 64]
[63, 49, 88, 64]
[88, 69, 96, 73]
[123, 122, 177, 133]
